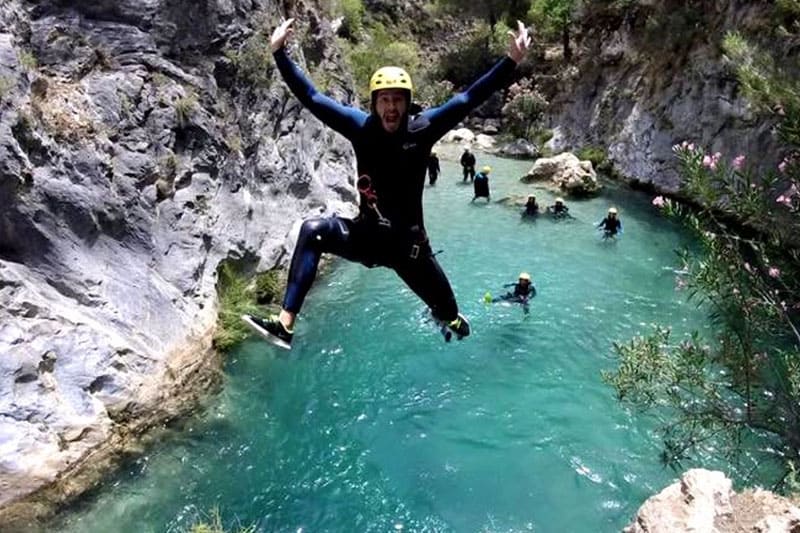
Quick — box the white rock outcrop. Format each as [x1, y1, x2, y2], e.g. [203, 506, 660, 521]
[522, 152, 601, 196]
[625, 469, 800, 533]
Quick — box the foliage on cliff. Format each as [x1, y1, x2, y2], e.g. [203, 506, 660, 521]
[604, 3, 800, 490]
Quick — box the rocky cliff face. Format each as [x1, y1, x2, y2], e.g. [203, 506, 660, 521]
[542, 0, 783, 192]
[0, 0, 356, 523]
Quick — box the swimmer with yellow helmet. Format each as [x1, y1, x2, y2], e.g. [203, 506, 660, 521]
[240, 17, 532, 348]
[597, 206, 623, 238]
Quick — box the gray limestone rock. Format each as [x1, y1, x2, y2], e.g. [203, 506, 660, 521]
[0, 0, 357, 522]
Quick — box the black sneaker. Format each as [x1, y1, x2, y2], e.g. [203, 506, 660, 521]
[242, 314, 293, 350]
[446, 313, 471, 340]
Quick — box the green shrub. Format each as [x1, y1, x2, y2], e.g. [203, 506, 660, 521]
[254, 270, 281, 305]
[174, 92, 197, 129]
[338, 0, 365, 37]
[576, 145, 607, 168]
[437, 22, 507, 88]
[214, 262, 264, 351]
[17, 50, 37, 71]
[604, 24, 800, 486]
[343, 23, 421, 102]
[414, 77, 454, 107]
[0, 77, 13, 101]
[501, 78, 548, 140]
[188, 508, 255, 533]
[224, 34, 274, 89]
[533, 128, 554, 147]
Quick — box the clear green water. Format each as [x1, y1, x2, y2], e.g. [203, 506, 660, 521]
[54, 154, 711, 533]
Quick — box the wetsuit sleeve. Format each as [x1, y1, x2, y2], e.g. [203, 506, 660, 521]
[422, 57, 517, 140]
[273, 47, 367, 138]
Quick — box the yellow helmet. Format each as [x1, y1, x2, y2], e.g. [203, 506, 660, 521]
[369, 66, 413, 97]
[608, 207, 618, 214]
[519, 272, 531, 281]
[482, 166, 491, 173]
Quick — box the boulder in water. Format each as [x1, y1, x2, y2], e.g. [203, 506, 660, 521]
[496, 138, 538, 160]
[522, 152, 601, 196]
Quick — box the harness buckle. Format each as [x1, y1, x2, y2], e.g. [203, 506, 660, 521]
[409, 244, 420, 259]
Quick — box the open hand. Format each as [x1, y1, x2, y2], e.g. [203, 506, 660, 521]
[271, 18, 295, 53]
[507, 20, 532, 63]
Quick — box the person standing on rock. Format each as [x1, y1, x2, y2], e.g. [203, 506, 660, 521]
[243, 17, 532, 349]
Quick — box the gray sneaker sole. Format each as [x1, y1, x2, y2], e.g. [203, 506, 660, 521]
[241, 315, 292, 350]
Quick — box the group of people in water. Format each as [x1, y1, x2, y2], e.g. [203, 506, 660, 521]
[522, 194, 623, 238]
[431, 149, 624, 238]
[241, 16, 621, 349]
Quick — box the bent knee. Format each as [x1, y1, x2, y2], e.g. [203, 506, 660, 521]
[298, 217, 348, 248]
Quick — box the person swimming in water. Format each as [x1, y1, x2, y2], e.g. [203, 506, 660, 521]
[486, 272, 537, 314]
[597, 207, 622, 238]
[547, 197, 570, 218]
[522, 194, 539, 217]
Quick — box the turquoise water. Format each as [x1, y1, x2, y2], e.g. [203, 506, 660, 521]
[54, 153, 711, 533]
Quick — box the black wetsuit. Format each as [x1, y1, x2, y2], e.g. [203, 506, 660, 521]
[502, 282, 535, 300]
[598, 216, 622, 237]
[273, 47, 516, 321]
[460, 151, 475, 181]
[523, 200, 539, 216]
[472, 171, 489, 200]
[548, 203, 569, 217]
[495, 282, 536, 313]
[427, 154, 440, 185]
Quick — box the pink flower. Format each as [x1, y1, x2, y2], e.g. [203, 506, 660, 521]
[687, 143, 695, 151]
[777, 195, 793, 207]
[652, 196, 665, 207]
[702, 155, 713, 168]
[732, 155, 745, 170]
[779, 160, 788, 173]
[768, 267, 781, 278]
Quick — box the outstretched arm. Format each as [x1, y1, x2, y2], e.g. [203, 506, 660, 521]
[271, 18, 366, 138]
[424, 21, 532, 138]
